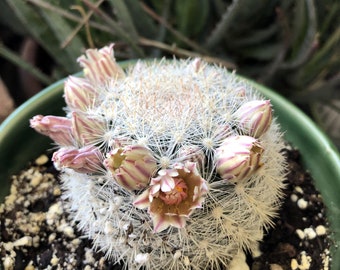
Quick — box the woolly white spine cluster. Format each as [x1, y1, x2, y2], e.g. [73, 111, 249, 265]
[30, 45, 286, 270]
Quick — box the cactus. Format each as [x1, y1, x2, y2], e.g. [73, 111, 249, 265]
[30, 44, 286, 269]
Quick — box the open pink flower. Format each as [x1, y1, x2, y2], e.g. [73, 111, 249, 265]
[29, 115, 73, 146]
[77, 44, 125, 84]
[134, 162, 208, 233]
[104, 145, 157, 190]
[215, 135, 264, 182]
[52, 145, 102, 173]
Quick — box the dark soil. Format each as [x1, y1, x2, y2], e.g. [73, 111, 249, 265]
[0, 148, 331, 269]
[250, 149, 331, 270]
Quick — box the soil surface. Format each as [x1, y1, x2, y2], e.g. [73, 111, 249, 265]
[0, 148, 331, 270]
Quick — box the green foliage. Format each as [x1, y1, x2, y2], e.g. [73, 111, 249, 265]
[174, 0, 209, 38]
[0, 0, 339, 145]
[4, 0, 84, 73]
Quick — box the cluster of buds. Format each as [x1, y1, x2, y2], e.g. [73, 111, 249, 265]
[30, 44, 286, 269]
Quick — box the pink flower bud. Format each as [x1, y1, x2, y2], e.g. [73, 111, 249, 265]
[177, 145, 205, 172]
[104, 145, 157, 190]
[30, 115, 73, 146]
[215, 135, 264, 182]
[64, 76, 97, 111]
[134, 162, 208, 233]
[233, 100, 272, 137]
[71, 112, 105, 146]
[77, 44, 125, 84]
[52, 145, 102, 173]
[191, 58, 204, 73]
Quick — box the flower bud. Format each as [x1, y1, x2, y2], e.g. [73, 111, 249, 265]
[190, 58, 204, 73]
[215, 135, 264, 182]
[52, 145, 102, 173]
[177, 145, 205, 172]
[77, 44, 125, 84]
[233, 100, 272, 137]
[29, 115, 73, 146]
[104, 145, 157, 190]
[64, 76, 97, 111]
[71, 112, 105, 146]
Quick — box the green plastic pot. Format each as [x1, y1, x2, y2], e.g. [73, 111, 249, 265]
[1, 62, 340, 268]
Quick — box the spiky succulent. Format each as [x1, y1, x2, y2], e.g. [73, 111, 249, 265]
[30, 44, 286, 269]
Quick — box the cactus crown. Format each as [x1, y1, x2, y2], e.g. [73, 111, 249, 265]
[30, 44, 286, 269]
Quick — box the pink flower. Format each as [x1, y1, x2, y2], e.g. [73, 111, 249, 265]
[29, 115, 73, 146]
[77, 44, 125, 84]
[134, 162, 208, 233]
[71, 112, 105, 146]
[233, 100, 272, 137]
[215, 135, 264, 182]
[104, 145, 157, 190]
[52, 145, 102, 173]
[64, 76, 98, 111]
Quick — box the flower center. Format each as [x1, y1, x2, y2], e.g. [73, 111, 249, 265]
[110, 149, 126, 170]
[159, 177, 188, 205]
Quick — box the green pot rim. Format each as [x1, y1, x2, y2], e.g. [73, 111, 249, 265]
[1, 61, 339, 267]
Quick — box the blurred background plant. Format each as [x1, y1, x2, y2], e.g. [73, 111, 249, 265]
[0, 0, 339, 148]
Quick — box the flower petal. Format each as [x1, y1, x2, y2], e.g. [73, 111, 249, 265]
[133, 190, 150, 209]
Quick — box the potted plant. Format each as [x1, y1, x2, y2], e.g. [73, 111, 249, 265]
[1, 45, 339, 270]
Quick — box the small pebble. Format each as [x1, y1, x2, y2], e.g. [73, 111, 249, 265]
[321, 249, 330, 270]
[84, 248, 95, 265]
[297, 198, 308, 209]
[316, 225, 327, 236]
[296, 229, 305, 240]
[32, 235, 40, 248]
[24, 263, 35, 270]
[304, 228, 316, 240]
[291, 258, 299, 270]
[300, 251, 312, 270]
[46, 202, 63, 225]
[62, 225, 75, 238]
[3, 256, 14, 270]
[48, 233, 56, 243]
[290, 194, 298, 202]
[270, 264, 283, 270]
[50, 255, 59, 266]
[71, 238, 81, 247]
[13, 236, 32, 247]
[53, 187, 61, 196]
[294, 186, 304, 194]
[290, 252, 312, 270]
[3, 242, 14, 251]
[35, 154, 49, 165]
[30, 174, 43, 187]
